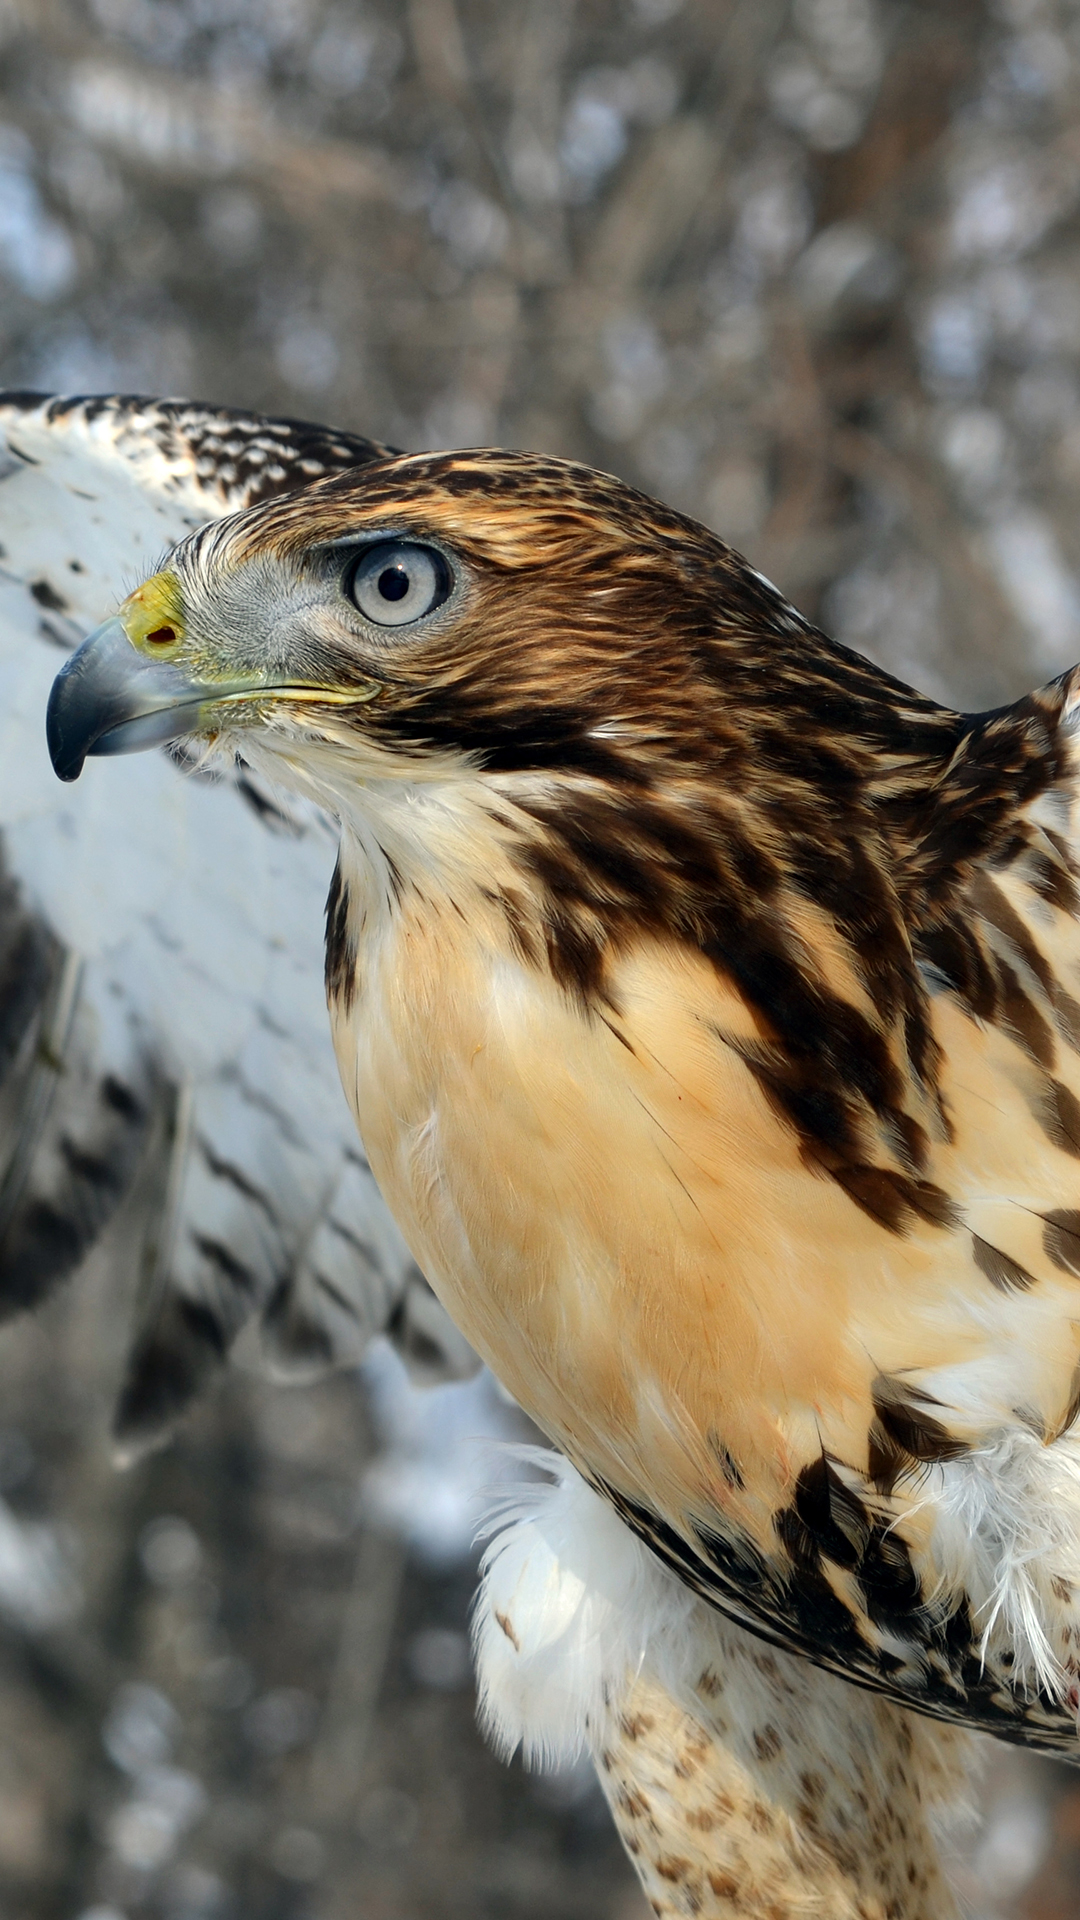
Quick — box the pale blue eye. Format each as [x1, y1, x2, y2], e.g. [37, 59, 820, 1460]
[345, 541, 452, 627]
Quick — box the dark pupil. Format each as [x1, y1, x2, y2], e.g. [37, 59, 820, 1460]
[378, 565, 410, 603]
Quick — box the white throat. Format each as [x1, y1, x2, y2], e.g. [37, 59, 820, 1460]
[237, 726, 538, 932]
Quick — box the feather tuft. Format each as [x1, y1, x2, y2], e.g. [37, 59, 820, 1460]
[472, 1448, 694, 1769]
[930, 1426, 1080, 1701]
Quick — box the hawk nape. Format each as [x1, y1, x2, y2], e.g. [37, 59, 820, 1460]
[35, 396, 1080, 1916]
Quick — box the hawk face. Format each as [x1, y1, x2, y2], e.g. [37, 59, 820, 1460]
[47, 445, 953, 800]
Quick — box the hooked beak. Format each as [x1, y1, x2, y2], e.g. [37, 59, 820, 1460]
[46, 617, 249, 783]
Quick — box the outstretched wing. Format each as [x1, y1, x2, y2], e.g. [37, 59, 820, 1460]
[0, 392, 477, 1454]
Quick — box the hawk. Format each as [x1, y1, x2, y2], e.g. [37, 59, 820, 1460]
[25, 389, 1080, 1915]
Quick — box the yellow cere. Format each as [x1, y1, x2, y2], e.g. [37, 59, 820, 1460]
[119, 570, 185, 657]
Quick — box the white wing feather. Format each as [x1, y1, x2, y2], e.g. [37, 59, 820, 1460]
[0, 393, 477, 1450]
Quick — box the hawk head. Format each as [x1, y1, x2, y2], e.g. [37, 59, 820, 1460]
[47, 445, 961, 795]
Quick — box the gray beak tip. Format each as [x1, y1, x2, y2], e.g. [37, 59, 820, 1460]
[45, 616, 210, 783]
[46, 660, 88, 782]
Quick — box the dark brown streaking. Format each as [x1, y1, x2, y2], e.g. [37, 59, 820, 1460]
[972, 1235, 1036, 1293]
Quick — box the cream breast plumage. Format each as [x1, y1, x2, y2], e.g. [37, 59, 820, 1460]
[45, 428, 1080, 1916]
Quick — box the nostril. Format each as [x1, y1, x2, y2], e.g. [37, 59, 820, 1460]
[146, 626, 177, 647]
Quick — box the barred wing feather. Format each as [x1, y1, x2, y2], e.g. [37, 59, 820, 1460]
[0, 392, 477, 1452]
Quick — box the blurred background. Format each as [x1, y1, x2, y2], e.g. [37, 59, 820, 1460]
[0, 0, 1079, 1914]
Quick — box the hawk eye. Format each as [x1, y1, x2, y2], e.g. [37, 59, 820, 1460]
[344, 541, 452, 628]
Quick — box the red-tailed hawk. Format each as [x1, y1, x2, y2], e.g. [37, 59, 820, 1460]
[25, 387, 1080, 1915]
